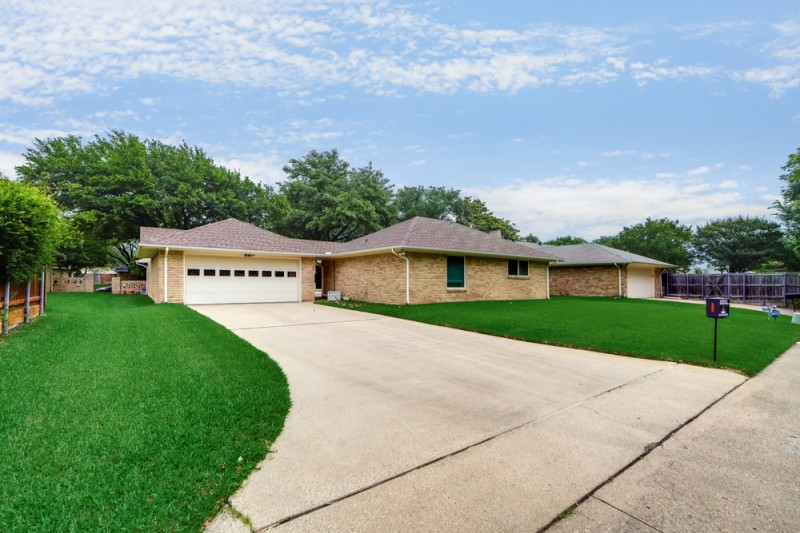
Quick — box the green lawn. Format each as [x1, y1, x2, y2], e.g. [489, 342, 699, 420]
[324, 297, 800, 376]
[0, 293, 290, 532]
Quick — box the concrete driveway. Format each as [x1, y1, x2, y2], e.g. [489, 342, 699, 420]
[196, 302, 745, 532]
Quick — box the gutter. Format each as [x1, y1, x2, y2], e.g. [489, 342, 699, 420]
[391, 248, 410, 304]
[614, 262, 622, 298]
[546, 264, 550, 299]
[164, 247, 169, 303]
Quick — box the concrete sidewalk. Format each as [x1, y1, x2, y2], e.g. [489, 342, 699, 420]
[199, 303, 746, 532]
[549, 344, 800, 533]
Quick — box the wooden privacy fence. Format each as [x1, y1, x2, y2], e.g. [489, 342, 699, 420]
[662, 272, 800, 306]
[1, 276, 46, 335]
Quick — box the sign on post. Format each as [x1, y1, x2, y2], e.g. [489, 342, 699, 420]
[706, 298, 730, 318]
[706, 298, 730, 362]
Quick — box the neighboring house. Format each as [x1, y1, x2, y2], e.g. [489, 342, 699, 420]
[137, 217, 559, 305]
[519, 242, 673, 299]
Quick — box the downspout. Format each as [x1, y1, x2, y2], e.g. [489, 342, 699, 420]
[614, 263, 622, 298]
[546, 264, 551, 299]
[391, 248, 410, 304]
[164, 247, 169, 304]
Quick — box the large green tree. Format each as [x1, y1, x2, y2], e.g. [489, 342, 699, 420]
[595, 218, 695, 271]
[544, 236, 587, 246]
[694, 216, 785, 272]
[16, 131, 277, 268]
[774, 146, 800, 260]
[456, 197, 519, 240]
[393, 185, 465, 221]
[0, 176, 62, 282]
[276, 149, 395, 241]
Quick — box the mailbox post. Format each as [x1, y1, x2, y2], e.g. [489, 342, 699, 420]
[706, 298, 730, 362]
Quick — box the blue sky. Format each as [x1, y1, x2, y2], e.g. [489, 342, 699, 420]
[1, 1, 798, 239]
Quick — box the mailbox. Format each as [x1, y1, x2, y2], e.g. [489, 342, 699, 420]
[706, 298, 730, 319]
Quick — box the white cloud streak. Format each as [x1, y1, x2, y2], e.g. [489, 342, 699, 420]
[0, 0, 737, 107]
[465, 177, 771, 240]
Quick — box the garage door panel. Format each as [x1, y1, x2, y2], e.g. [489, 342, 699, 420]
[627, 267, 654, 299]
[184, 256, 300, 304]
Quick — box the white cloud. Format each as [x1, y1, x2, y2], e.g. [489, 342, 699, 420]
[218, 152, 284, 185]
[735, 19, 800, 95]
[601, 149, 636, 157]
[687, 165, 710, 176]
[410, 159, 427, 166]
[576, 160, 590, 167]
[0, 151, 24, 177]
[464, 177, 771, 240]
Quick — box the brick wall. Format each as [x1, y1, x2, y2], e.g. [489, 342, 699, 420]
[300, 257, 317, 302]
[327, 252, 548, 304]
[328, 253, 407, 304]
[409, 253, 548, 304]
[549, 265, 626, 297]
[51, 273, 94, 293]
[147, 250, 185, 303]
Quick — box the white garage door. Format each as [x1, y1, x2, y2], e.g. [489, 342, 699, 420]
[627, 267, 654, 299]
[184, 256, 300, 305]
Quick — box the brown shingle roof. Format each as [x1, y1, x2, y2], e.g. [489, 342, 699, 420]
[140, 218, 337, 255]
[337, 217, 557, 260]
[519, 242, 673, 267]
[140, 217, 558, 261]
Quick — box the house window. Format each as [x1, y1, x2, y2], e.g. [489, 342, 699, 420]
[203, 269, 215, 276]
[248, 270, 259, 277]
[262, 271, 272, 277]
[219, 270, 231, 277]
[446, 256, 465, 288]
[508, 259, 529, 276]
[234, 270, 245, 277]
[275, 271, 285, 278]
[187, 269, 200, 276]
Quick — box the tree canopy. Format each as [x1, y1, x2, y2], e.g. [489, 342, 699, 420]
[456, 197, 519, 240]
[393, 185, 465, 221]
[595, 218, 695, 271]
[544, 236, 587, 246]
[774, 146, 800, 261]
[694, 216, 785, 272]
[16, 131, 277, 268]
[274, 149, 395, 241]
[0, 176, 62, 282]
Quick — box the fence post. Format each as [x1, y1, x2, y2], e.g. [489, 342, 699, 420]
[39, 271, 46, 316]
[783, 273, 788, 307]
[24, 281, 31, 323]
[2, 280, 9, 336]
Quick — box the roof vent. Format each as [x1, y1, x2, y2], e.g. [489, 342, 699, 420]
[488, 230, 502, 239]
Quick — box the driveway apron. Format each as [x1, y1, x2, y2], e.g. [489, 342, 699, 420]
[196, 303, 745, 532]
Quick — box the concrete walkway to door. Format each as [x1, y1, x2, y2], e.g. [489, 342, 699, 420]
[197, 303, 745, 532]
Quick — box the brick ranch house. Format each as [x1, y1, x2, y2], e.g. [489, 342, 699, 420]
[520, 242, 673, 299]
[136, 217, 560, 305]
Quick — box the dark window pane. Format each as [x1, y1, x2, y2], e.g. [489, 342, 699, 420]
[446, 256, 465, 288]
[234, 270, 245, 277]
[248, 270, 259, 277]
[219, 270, 231, 277]
[287, 271, 297, 278]
[204, 269, 215, 276]
[508, 260, 517, 276]
[262, 271, 272, 277]
[519, 261, 529, 276]
[187, 269, 200, 276]
[275, 271, 285, 278]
